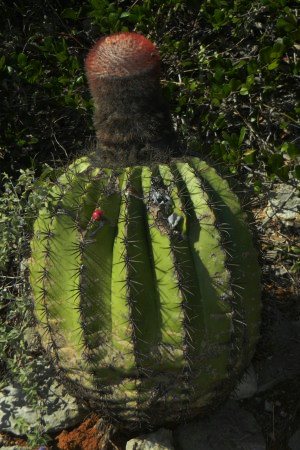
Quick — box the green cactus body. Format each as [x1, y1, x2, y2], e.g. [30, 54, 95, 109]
[30, 155, 261, 430]
[30, 32, 261, 433]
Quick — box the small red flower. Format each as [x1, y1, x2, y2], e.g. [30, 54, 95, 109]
[91, 209, 104, 221]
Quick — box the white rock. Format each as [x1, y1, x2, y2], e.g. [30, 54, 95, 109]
[168, 213, 182, 229]
[126, 428, 174, 450]
[173, 400, 265, 450]
[264, 184, 299, 227]
[231, 364, 258, 399]
[0, 363, 85, 436]
[289, 428, 300, 450]
[264, 400, 273, 413]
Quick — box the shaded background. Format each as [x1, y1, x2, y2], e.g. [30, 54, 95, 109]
[1, 0, 299, 183]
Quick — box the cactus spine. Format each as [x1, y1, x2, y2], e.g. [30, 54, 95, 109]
[30, 33, 261, 432]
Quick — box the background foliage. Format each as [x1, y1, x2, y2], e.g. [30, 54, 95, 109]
[0, 0, 299, 184]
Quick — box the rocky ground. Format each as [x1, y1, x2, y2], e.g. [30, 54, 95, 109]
[0, 181, 299, 450]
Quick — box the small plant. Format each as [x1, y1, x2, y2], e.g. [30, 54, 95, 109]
[0, 168, 56, 448]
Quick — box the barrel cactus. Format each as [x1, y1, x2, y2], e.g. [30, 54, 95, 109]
[30, 33, 261, 433]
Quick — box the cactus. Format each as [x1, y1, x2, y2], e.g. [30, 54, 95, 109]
[29, 33, 261, 433]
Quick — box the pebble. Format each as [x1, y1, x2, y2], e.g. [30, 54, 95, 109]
[126, 428, 174, 450]
[264, 400, 273, 413]
[231, 363, 258, 399]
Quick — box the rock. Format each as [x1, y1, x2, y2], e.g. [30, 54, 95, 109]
[256, 315, 300, 392]
[22, 326, 41, 353]
[231, 364, 258, 399]
[289, 428, 300, 450]
[173, 400, 265, 450]
[126, 428, 174, 450]
[0, 362, 85, 436]
[264, 400, 273, 413]
[0, 447, 30, 450]
[264, 183, 299, 228]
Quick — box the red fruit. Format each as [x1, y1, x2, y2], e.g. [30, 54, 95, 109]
[91, 209, 104, 221]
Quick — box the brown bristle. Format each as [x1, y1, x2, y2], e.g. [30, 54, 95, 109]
[85, 32, 160, 80]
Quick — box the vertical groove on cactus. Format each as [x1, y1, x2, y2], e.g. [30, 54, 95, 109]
[142, 168, 185, 370]
[151, 167, 189, 414]
[78, 171, 113, 365]
[188, 162, 246, 377]
[189, 159, 261, 358]
[125, 168, 162, 369]
[45, 182, 88, 385]
[110, 169, 136, 372]
[187, 163, 245, 386]
[174, 163, 233, 384]
[35, 219, 55, 339]
[31, 168, 94, 390]
[157, 164, 202, 420]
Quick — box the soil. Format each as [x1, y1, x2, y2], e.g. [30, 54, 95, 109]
[0, 415, 128, 449]
[56, 414, 127, 450]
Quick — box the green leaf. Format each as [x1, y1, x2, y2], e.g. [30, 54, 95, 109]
[0, 55, 5, 70]
[245, 74, 254, 88]
[61, 8, 81, 20]
[253, 180, 262, 193]
[212, 8, 226, 27]
[229, 78, 242, 90]
[243, 148, 256, 164]
[17, 53, 27, 67]
[211, 97, 221, 106]
[259, 46, 272, 64]
[120, 11, 130, 18]
[267, 61, 279, 70]
[189, 81, 198, 91]
[295, 166, 300, 180]
[17, 139, 26, 147]
[234, 60, 247, 69]
[276, 16, 297, 32]
[247, 60, 258, 74]
[28, 136, 39, 145]
[238, 126, 247, 146]
[214, 65, 224, 82]
[281, 142, 300, 158]
[55, 50, 68, 63]
[240, 86, 249, 95]
[272, 38, 285, 55]
[267, 154, 290, 180]
[213, 115, 226, 130]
